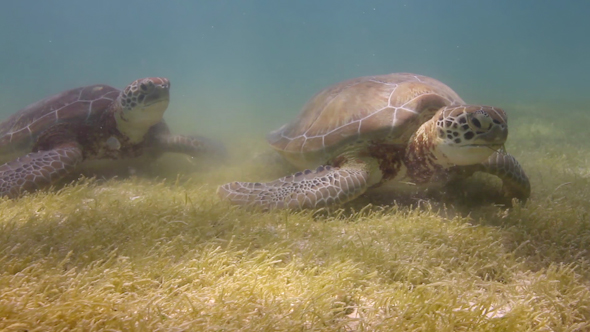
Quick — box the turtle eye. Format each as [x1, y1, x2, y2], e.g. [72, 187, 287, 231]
[140, 83, 148, 92]
[471, 118, 481, 128]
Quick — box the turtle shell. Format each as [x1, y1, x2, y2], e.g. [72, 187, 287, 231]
[267, 73, 464, 166]
[0, 85, 120, 152]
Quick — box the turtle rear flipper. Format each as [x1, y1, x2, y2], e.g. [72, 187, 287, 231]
[217, 165, 370, 210]
[0, 145, 83, 198]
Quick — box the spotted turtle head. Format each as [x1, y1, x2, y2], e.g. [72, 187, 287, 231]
[114, 77, 170, 141]
[434, 105, 508, 165]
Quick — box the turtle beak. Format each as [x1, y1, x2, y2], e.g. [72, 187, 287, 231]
[478, 124, 508, 145]
[143, 84, 170, 107]
[485, 144, 504, 154]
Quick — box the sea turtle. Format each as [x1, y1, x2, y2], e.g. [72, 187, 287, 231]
[0, 77, 224, 198]
[218, 73, 530, 209]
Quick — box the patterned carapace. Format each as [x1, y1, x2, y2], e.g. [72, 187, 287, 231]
[219, 73, 530, 210]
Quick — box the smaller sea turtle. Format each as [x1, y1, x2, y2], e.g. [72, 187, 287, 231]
[0, 77, 224, 198]
[218, 73, 530, 209]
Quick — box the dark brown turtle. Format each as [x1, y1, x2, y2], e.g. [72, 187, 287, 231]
[218, 73, 530, 210]
[0, 77, 224, 198]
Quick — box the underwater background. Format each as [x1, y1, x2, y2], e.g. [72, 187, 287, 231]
[1, 0, 588, 140]
[2, 2, 590, 330]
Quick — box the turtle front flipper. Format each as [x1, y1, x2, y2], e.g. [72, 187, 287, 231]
[457, 151, 530, 203]
[218, 165, 371, 210]
[480, 151, 530, 202]
[0, 145, 83, 198]
[153, 134, 227, 161]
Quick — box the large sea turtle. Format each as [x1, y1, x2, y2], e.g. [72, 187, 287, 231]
[0, 77, 224, 198]
[218, 73, 530, 209]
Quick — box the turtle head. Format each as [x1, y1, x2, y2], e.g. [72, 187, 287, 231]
[114, 77, 170, 142]
[432, 105, 508, 166]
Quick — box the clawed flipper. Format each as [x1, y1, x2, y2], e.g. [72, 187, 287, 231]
[457, 151, 530, 203]
[481, 151, 530, 202]
[0, 145, 83, 198]
[217, 165, 370, 210]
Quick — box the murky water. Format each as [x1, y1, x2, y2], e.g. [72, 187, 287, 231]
[1, 3, 590, 329]
[1, 1, 588, 140]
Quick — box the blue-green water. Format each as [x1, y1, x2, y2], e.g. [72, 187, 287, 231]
[1, 1, 588, 138]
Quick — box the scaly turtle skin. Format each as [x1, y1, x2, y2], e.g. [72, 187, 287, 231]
[0, 77, 224, 198]
[218, 73, 530, 209]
